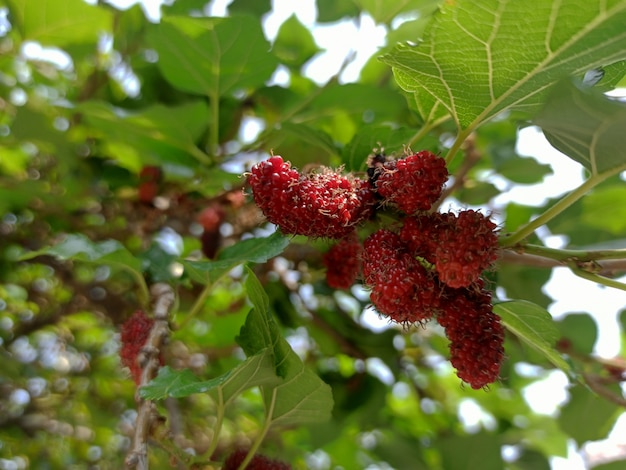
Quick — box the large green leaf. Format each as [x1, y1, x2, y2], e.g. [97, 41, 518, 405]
[7, 0, 112, 46]
[495, 300, 572, 374]
[183, 231, 289, 284]
[436, 432, 503, 470]
[77, 100, 211, 169]
[381, 0, 626, 130]
[236, 269, 334, 426]
[146, 15, 278, 96]
[558, 385, 622, 446]
[273, 15, 322, 70]
[19, 233, 142, 274]
[139, 350, 279, 403]
[534, 80, 626, 176]
[355, 0, 442, 25]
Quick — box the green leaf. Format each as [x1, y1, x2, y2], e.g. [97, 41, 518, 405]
[581, 185, 626, 235]
[273, 15, 322, 69]
[437, 432, 503, 470]
[355, 0, 442, 25]
[218, 231, 289, 265]
[381, 0, 626, 130]
[228, 0, 272, 16]
[237, 269, 334, 426]
[244, 265, 270, 319]
[558, 385, 621, 446]
[19, 233, 142, 274]
[140, 350, 279, 402]
[534, 80, 626, 176]
[316, 0, 360, 22]
[7, 0, 112, 46]
[556, 313, 597, 355]
[183, 232, 288, 285]
[495, 300, 572, 374]
[146, 15, 278, 96]
[496, 156, 552, 185]
[77, 100, 210, 169]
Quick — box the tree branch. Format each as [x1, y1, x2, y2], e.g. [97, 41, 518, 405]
[125, 283, 176, 469]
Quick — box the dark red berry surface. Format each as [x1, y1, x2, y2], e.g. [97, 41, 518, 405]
[375, 151, 448, 213]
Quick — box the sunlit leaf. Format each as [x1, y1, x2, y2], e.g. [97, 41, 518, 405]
[535, 80, 626, 175]
[146, 16, 278, 96]
[77, 100, 210, 169]
[381, 0, 626, 130]
[495, 300, 572, 374]
[20, 233, 142, 274]
[273, 15, 322, 69]
[7, 0, 112, 46]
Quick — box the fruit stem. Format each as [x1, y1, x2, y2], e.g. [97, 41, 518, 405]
[509, 244, 626, 262]
[500, 174, 607, 247]
[568, 261, 626, 292]
[206, 388, 226, 458]
[237, 388, 277, 470]
[444, 128, 472, 165]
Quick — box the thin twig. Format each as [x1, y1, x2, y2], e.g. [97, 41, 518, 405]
[125, 283, 176, 469]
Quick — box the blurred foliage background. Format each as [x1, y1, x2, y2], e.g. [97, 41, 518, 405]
[1, 0, 626, 469]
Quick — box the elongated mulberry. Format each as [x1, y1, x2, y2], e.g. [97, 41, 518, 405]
[436, 286, 504, 389]
[248, 156, 374, 238]
[120, 310, 155, 384]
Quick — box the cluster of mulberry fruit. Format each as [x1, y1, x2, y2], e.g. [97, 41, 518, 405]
[247, 150, 504, 389]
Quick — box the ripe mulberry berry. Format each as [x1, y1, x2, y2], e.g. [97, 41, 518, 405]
[362, 229, 437, 325]
[223, 449, 291, 470]
[323, 233, 362, 289]
[437, 286, 504, 389]
[247, 156, 374, 239]
[430, 210, 499, 288]
[120, 310, 156, 384]
[400, 211, 499, 288]
[374, 151, 448, 213]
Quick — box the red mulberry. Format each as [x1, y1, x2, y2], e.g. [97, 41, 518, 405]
[362, 229, 437, 325]
[437, 286, 504, 389]
[120, 310, 155, 384]
[375, 151, 448, 213]
[247, 156, 374, 239]
[323, 233, 362, 289]
[223, 449, 291, 470]
[401, 210, 499, 288]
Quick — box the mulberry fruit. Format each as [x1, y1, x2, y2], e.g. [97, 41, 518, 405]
[323, 233, 362, 289]
[120, 310, 155, 384]
[362, 229, 437, 325]
[223, 449, 291, 470]
[375, 151, 448, 213]
[400, 211, 499, 288]
[437, 286, 504, 389]
[248, 156, 374, 239]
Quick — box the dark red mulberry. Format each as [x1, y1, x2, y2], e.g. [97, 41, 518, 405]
[120, 310, 155, 384]
[223, 449, 291, 470]
[362, 229, 438, 325]
[323, 233, 362, 289]
[436, 286, 504, 389]
[247, 156, 375, 238]
[400, 210, 499, 288]
[375, 151, 448, 213]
